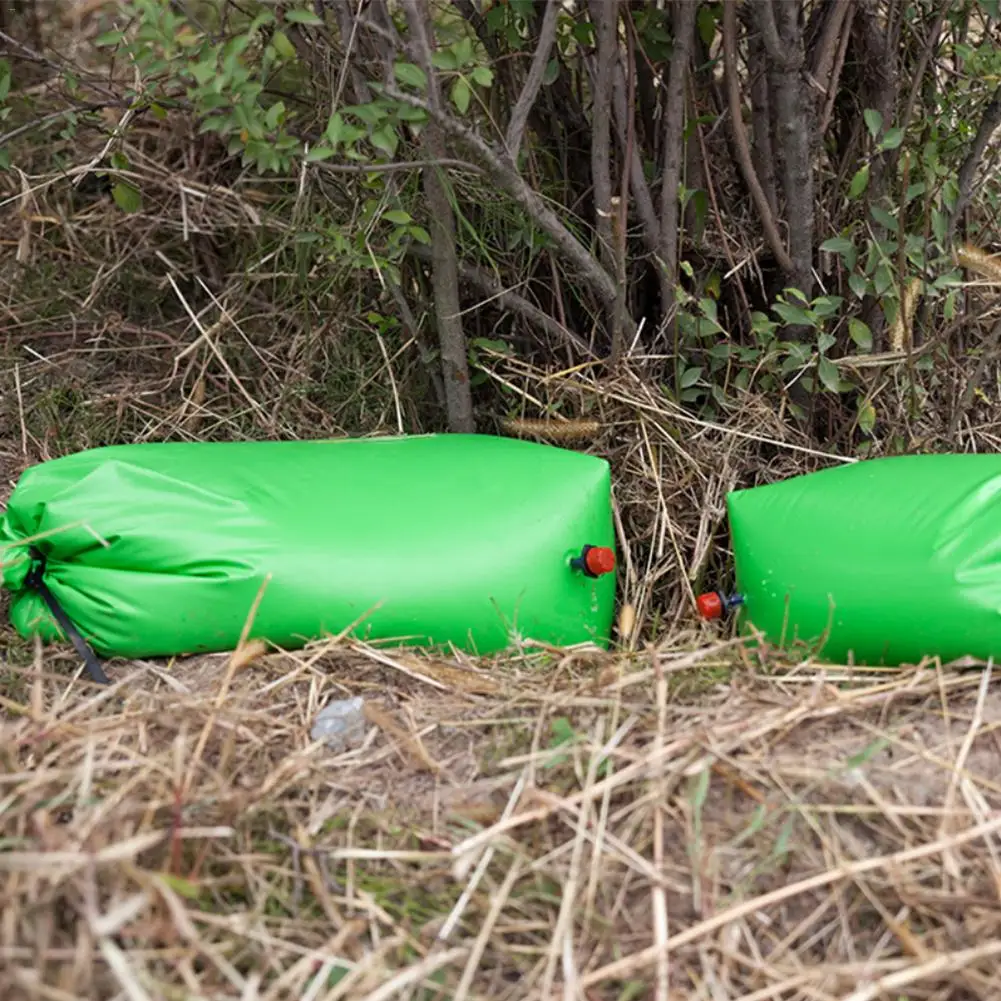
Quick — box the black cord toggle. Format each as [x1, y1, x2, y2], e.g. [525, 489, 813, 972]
[24, 549, 110, 685]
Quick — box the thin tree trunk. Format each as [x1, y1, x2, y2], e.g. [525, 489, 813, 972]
[659, 0, 698, 327]
[758, 0, 814, 300]
[402, 0, 474, 433]
[588, 0, 619, 359]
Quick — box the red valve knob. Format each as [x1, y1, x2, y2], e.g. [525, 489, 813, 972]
[696, 592, 723, 620]
[585, 546, 616, 576]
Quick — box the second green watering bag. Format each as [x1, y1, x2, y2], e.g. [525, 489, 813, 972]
[724, 454, 1001, 665]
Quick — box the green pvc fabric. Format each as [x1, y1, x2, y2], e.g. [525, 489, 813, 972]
[0, 434, 616, 659]
[727, 454, 1001, 666]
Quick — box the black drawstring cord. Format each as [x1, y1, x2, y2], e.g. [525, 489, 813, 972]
[24, 549, 110, 685]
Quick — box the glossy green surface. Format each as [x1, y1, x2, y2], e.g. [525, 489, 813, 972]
[728, 454, 1001, 665]
[0, 435, 616, 659]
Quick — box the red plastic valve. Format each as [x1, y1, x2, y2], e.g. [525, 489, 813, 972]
[696, 592, 723, 620]
[585, 546, 616, 576]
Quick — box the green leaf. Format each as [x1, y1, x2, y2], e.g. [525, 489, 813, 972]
[112, 182, 141, 213]
[848, 164, 870, 200]
[848, 317, 873, 351]
[451, 77, 471, 114]
[370, 123, 398, 157]
[820, 236, 854, 257]
[325, 111, 345, 147]
[432, 48, 458, 71]
[95, 29, 125, 47]
[773, 302, 815, 327]
[870, 204, 898, 232]
[284, 8, 323, 24]
[879, 127, 904, 151]
[471, 65, 494, 87]
[453, 36, 475, 66]
[812, 295, 843, 318]
[863, 108, 883, 138]
[858, 399, 876, 434]
[158, 873, 201, 899]
[306, 145, 336, 161]
[271, 30, 296, 61]
[931, 208, 947, 245]
[817, 332, 836, 354]
[697, 4, 717, 45]
[384, 209, 412, 224]
[265, 101, 285, 130]
[550, 716, 575, 747]
[394, 62, 427, 89]
[542, 58, 559, 85]
[818, 356, 841, 393]
[680, 365, 703, 388]
[873, 262, 894, 296]
[407, 225, 431, 245]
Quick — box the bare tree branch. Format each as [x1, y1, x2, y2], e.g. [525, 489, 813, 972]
[756, 0, 785, 66]
[745, 15, 779, 216]
[899, 9, 945, 137]
[382, 85, 620, 308]
[588, 0, 616, 276]
[408, 245, 594, 355]
[807, 0, 852, 91]
[401, 0, 475, 433]
[505, 0, 561, 159]
[949, 85, 1001, 241]
[610, 58, 661, 259]
[659, 0, 698, 321]
[721, 1, 794, 276]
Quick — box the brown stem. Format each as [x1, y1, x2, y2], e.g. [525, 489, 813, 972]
[505, 0, 561, 159]
[721, 0, 794, 276]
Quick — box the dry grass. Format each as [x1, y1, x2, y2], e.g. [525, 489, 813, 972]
[4, 638, 1001, 1001]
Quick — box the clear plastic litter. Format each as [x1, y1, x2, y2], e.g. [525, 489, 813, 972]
[310, 696, 367, 753]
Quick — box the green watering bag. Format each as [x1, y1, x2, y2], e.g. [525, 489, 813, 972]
[0, 435, 616, 674]
[718, 454, 1001, 666]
